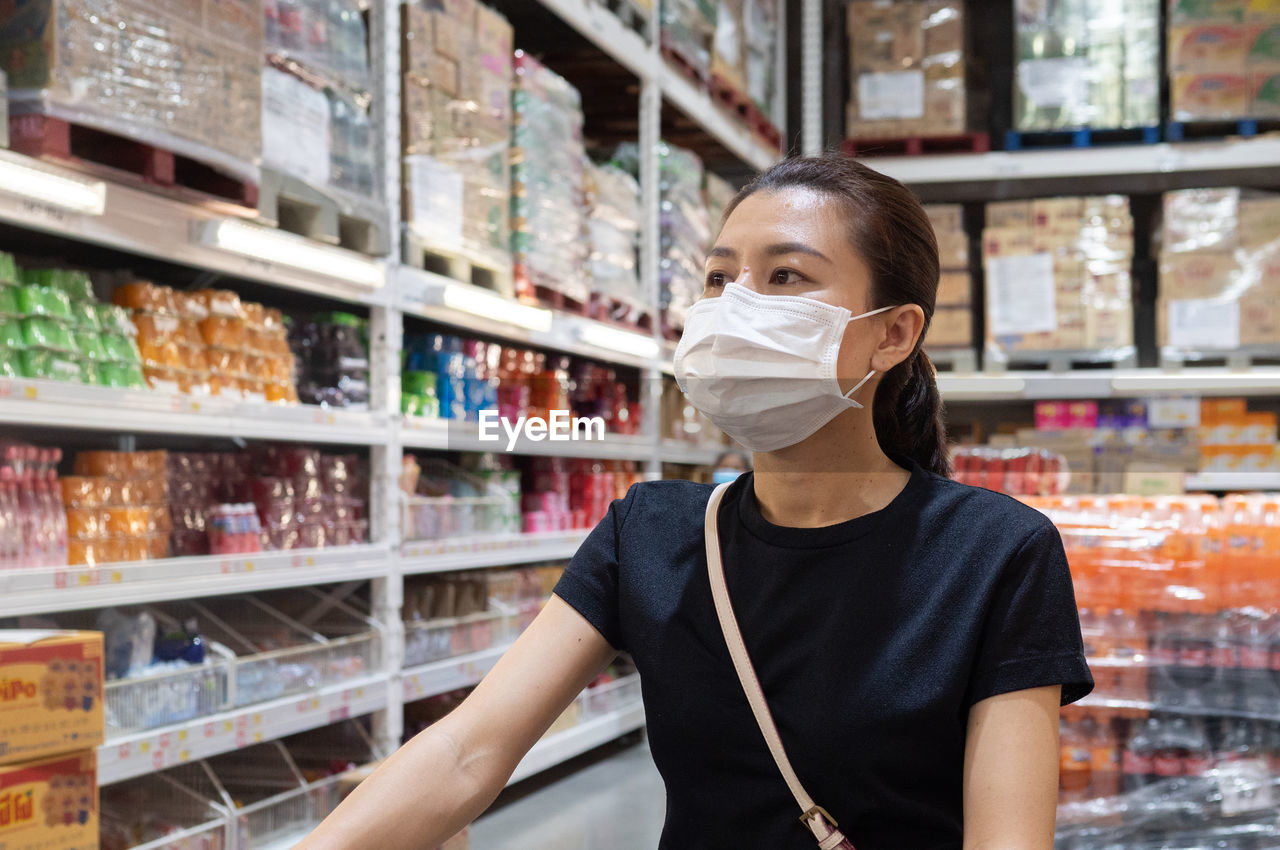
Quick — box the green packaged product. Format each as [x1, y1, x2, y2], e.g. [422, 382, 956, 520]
[97, 362, 146, 389]
[401, 393, 426, 417]
[402, 370, 437, 395]
[70, 302, 102, 331]
[74, 331, 107, 361]
[78, 358, 99, 384]
[0, 348, 18, 379]
[0, 253, 18, 285]
[20, 317, 75, 352]
[20, 348, 81, 382]
[94, 304, 136, 336]
[14, 285, 73, 320]
[0, 318, 23, 349]
[0, 287, 17, 318]
[100, 333, 141, 363]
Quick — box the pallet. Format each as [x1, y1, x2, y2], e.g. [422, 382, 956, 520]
[842, 132, 990, 158]
[9, 112, 257, 207]
[528, 284, 589, 316]
[985, 348, 1138, 373]
[589, 293, 654, 333]
[1003, 126, 1159, 151]
[260, 168, 390, 256]
[709, 73, 783, 152]
[926, 347, 979, 373]
[660, 39, 708, 87]
[1164, 118, 1280, 142]
[405, 230, 514, 297]
[1159, 346, 1280, 370]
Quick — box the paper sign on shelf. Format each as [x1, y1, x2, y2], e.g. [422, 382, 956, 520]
[1168, 298, 1240, 350]
[857, 71, 925, 120]
[986, 253, 1058, 336]
[263, 69, 332, 187]
[406, 155, 464, 246]
[1017, 57, 1090, 109]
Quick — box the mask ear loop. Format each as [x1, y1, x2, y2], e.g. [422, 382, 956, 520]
[839, 304, 899, 403]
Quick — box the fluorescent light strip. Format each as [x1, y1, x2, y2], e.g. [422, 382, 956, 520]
[441, 283, 553, 332]
[201, 219, 385, 288]
[576, 322, 661, 360]
[0, 157, 105, 215]
[935, 375, 1027, 398]
[1111, 372, 1280, 393]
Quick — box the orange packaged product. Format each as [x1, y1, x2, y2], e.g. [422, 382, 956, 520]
[196, 289, 245, 320]
[186, 370, 213, 397]
[119, 536, 149, 562]
[262, 307, 285, 331]
[137, 478, 168, 506]
[59, 477, 111, 509]
[145, 533, 170, 560]
[104, 507, 152, 538]
[111, 480, 140, 507]
[241, 379, 268, 403]
[209, 374, 243, 399]
[73, 452, 125, 479]
[243, 355, 272, 382]
[176, 344, 209, 372]
[64, 509, 106, 540]
[176, 320, 204, 347]
[68, 537, 124, 566]
[200, 316, 247, 349]
[137, 335, 183, 369]
[173, 291, 210, 320]
[244, 327, 268, 355]
[111, 281, 172, 314]
[139, 451, 167, 479]
[242, 301, 266, 327]
[206, 348, 248, 377]
[132, 313, 183, 340]
[144, 367, 185, 395]
[262, 355, 293, 383]
[266, 381, 297, 404]
[150, 504, 173, 534]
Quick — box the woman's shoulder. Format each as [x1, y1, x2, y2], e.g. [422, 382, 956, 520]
[920, 471, 1059, 543]
[622, 478, 715, 515]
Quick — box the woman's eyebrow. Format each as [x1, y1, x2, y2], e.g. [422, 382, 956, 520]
[763, 241, 830, 262]
[708, 245, 737, 259]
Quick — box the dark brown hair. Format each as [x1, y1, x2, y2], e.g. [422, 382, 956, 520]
[722, 153, 951, 477]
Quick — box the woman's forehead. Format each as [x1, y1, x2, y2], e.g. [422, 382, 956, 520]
[720, 188, 848, 246]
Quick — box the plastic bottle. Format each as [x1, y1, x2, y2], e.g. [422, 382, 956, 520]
[1172, 609, 1212, 711]
[1209, 609, 1242, 713]
[41, 469, 67, 567]
[1240, 613, 1279, 716]
[1152, 715, 1186, 787]
[0, 466, 16, 568]
[1086, 715, 1121, 798]
[1216, 719, 1256, 766]
[1122, 715, 1158, 792]
[1149, 611, 1178, 708]
[1059, 717, 1092, 803]
[1183, 717, 1213, 778]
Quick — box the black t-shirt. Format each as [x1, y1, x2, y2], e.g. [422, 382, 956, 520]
[552, 459, 1094, 850]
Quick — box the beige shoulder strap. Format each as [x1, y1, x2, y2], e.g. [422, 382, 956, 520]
[704, 482, 853, 850]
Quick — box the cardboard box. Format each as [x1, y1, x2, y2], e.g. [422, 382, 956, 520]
[1171, 72, 1250, 119]
[0, 750, 96, 850]
[1250, 69, 1280, 113]
[936, 270, 971, 306]
[0, 633, 103, 766]
[1168, 25, 1256, 73]
[1159, 251, 1239, 299]
[1170, 0, 1246, 24]
[847, 1, 924, 73]
[986, 200, 1033, 229]
[431, 8, 472, 62]
[928, 305, 971, 346]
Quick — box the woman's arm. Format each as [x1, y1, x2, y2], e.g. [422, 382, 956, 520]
[295, 595, 618, 850]
[961, 685, 1062, 850]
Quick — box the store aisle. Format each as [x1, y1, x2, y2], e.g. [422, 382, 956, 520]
[470, 737, 666, 849]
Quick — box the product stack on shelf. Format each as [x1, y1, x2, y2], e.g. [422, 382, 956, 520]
[1197, 398, 1280, 477]
[289, 311, 370, 409]
[1168, 1, 1280, 122]
[585, 161, 646, 326]
[1027, 494, 1280, 849]
[402, 0, 515, 282]
[511, 51, 591, 310]
[64, 450, 171, 567]
[661, 0, 718, 81]
[1012, 0, 1160, 133]
[925, 204, 973, 355]
[400, 453, 522, 541]
[982, 195, 1135, 367]
[1157, 187, 1280, 363]
[845, 0, 975, 142]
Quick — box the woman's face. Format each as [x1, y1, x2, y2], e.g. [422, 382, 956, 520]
[702, 187, 923, 390]
[719, 453, 748, 472]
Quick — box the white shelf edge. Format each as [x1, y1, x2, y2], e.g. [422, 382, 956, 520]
[0, 544, 391, 616]
[506, 700, 646, 786]
[400, 417, 655, 460]
[1185, 472, 1280, 492]
[939, 368, 1280, 401]
[401, 643, 512, 702]
[869, 136, 1280, 186]
[658, 64, 778, 171]
[660, 440, 724, 466]
[0, 379, 389, 444]
[98, 673, 391, 786]
[400, 531, 587, 574]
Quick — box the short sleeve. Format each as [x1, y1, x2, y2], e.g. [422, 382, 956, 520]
[551, 484, 639, 652]
[966, 522, 1094, 707]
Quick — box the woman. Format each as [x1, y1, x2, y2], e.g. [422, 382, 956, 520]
[298, 154, 1093, 850]
[711, 449, 751, 483]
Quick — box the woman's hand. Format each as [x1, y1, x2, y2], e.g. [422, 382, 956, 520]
[961, 685, 1062, 850]
[295, 595, 619, 850]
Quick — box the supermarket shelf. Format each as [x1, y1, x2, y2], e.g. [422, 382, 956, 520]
[0, 149, 389, 304]
[402, 644, 512, 702]
[401, 416, 655, 460]
[938, 369, 1280, 401]
[1077, 694, 1280, 724]
[397, 268, 662, 372]
[400, 531, 588, 574]
[870, 136, 1280, 186]
[98, 673, 391, 785]
[660, 440, 723, 466]
[658, 64, 778, 172]
[0, 544, 391, 616]
[1185, 472, 1280, 492]
[0, 379, 389, 443]
[506, 700, 647, 786]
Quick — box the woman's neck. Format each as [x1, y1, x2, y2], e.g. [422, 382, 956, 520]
[749, 412, 911, 529]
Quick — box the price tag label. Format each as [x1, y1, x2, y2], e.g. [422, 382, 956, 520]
[328, 706, 351, 723]
[22, 386, 36, 400]
[117, 743, 130, 759]
[204, 723, 216, 738]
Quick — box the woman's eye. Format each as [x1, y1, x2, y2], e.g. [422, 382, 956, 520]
[771, 269, 804, 285]
[705, 271, 729, 288]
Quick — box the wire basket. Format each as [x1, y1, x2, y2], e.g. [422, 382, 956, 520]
[401, 458, 521, 541]
[402, 601, 520, 668]
[579, 672, 643, 721]
[99, 765, 231, 850]
[104, 653, 232, 737]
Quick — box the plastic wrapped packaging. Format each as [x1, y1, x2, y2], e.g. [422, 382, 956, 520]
[0, 0, 263, 181]
[289, 311, 370, 409]
[1014, 0, 1160, 131]
[846, 0, 975, 140]
[982, 195, 1136, 366]
[743, 0, 779, 115]
[1168, 3, 1280, 121]
[511, 51, 590, 305]
[401, 1, 513, 285]
[1156, 187, 1280, 363]
[661, 0, 717, 80]
[264, 0, 370, 94]
[585, 162, 644, 320]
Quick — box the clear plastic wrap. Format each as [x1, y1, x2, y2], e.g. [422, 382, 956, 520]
[402, 1, 513, 281]
[846, 0, 971, 140]
[584, 161, 644, 315]
[661, 0, 717, 80]
[982, 195, 1136, 366]
[743, 0, 778, 115]
[0, 0, 263, 181]
[264, 0, 370, 94]
[1157, 187, 1280, 363]
[1014, 0, 1160, 132]
[1167, 3, 1280, 122]
[511, 51, 590, 305]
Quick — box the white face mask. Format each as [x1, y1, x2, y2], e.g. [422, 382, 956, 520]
[673, 282, 896, 453]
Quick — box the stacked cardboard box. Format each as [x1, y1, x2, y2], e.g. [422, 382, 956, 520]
[1199, 398, 1280, 474]
[0, 631, 104, 850]
[662, 0, 718, 81]
[1157, 187, 1280, 355]
[1169, 1, 1280, 120]
[0, 0, 262, 177]
[925, 204, 972, 349]
[846, 0, 970, 140]
[402, 0, 514, 290]
[1013, 0, 1160, 131]
[982, 196, 1135, 360]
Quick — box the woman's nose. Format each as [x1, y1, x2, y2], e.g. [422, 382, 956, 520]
[733, 267, 762, 293]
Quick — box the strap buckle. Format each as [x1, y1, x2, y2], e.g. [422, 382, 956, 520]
[800, 804, 839, 830]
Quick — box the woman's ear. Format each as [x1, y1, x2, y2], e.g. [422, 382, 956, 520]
[871, 305, 925, 373]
